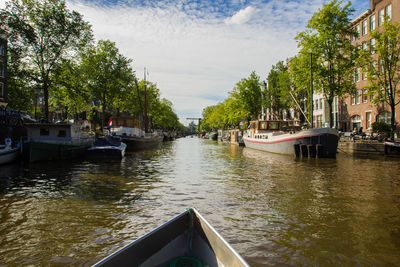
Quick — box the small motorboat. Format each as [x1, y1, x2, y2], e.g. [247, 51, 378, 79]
[87, 136, 127, 159]
[93, 208, 249, 267]
[0, 138, 20, 165]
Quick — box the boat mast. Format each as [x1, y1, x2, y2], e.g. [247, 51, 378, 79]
[143, 67, 149, 133]
[310, 52, 314, 128]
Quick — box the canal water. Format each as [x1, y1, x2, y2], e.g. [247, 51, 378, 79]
[0, 137, 400, 266]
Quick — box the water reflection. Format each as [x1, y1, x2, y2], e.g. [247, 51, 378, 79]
[0, 137, 400, 266]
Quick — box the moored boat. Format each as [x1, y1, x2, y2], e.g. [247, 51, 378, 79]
[93, 208, 249, 267]
[24, 123, 94, 162]
[109, 117, 163, 152]
[87, 136, 126, 159]
[0, 138, 20, 165]
[243, 120, 339, 158]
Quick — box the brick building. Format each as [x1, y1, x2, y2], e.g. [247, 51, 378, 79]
[344, 0, 399, 132]
[0, 34, 7, 106]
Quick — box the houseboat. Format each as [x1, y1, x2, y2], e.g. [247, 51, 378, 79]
[24, 123, 94, 162]
[109, 117, 163, 151]
[243, 120, 339, 158]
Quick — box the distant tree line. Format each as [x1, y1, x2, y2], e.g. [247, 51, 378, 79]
[0, 0, 184, 132]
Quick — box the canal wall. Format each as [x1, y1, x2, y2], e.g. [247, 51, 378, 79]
[338, 139, 385, 155]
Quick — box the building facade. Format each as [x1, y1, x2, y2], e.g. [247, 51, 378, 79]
[0, 34, 7, 105]
[345, 0, 399, 132]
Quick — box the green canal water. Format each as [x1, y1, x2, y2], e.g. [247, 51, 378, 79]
[0, 137, 400, 266]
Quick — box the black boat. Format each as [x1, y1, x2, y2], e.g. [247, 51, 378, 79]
[87, 136, 127, 159]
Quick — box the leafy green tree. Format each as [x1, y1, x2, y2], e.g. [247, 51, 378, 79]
[224, 96, 247, 128]
[201, 105, 218, 131]
[296, 0, 357, 127]
[358, 20, 400, 138]
[231, 71, 261, 121]
[266, 61, 294, 119]
[0, 0, 93, 120]
[50, 58, 91, 120]
[81, 40, 134, 132]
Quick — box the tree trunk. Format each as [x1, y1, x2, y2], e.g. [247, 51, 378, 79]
[43, 83, 49, 122]
[391, 103, 396, 141]
[328, 98, 334, 128]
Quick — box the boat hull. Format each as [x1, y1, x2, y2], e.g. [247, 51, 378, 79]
[243, 128, 339, 158]
[25, 141, 92, 162]
[93, 208, 248, 267]
[121, 136, 163, 152]
[87, 144, 127, 159]
[0, 148, 19, 165]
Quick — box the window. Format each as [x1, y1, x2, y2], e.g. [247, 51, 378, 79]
[378, 9, 384, 26]
[351, 115, 362, 132]
[355, 25, 360, 39]
[315, 99, 318, 110]
[362, 20, 367, 35]
[355, 68, 360, 82]
[370, 15, 375, 31]
[379, 58, 384, 73]
[351, 94, 356, 105]
[366, 112, 372, 129]
[363, 89, 368, 103]
[40, 128, 50, 136]
[362, 70, 367, 81]
[319, 98, 323, 110]
[362, 42, 368, 51]
[316, 115, 323, 128]
[370, 38, 376, 54]
[356, 90, 361, 104]
[385, 4, 392, 21]
[377, 112, 391, 124]
[57, 130, 66, 137]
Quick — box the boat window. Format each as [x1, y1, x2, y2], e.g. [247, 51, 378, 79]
[259, 122, 268, 130]
[269, 122, 279, 130]
[40, 128, 49, 136]
[57, 130, 66, 137]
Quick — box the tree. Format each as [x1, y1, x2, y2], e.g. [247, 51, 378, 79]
[0, 0, 93, 120]
[81, 40, 134, 132]
[296, 0, 357, 127]
[50, 58, 91, 120]
[266, 61, 294, 120]
[359, 19, 400, 139]
[231, 71, 262, 121]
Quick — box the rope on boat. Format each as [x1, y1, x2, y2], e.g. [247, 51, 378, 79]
[168, 208, 206, 267]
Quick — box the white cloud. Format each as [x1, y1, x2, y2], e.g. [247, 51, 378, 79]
[224, 6, 257, 25]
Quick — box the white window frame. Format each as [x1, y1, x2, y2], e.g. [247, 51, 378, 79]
[370, 38, 376, 54]
[351, 94, 356, 105]
[385, 4, 392, 21]
[355, 25, 360, 39]
[370, 15, 375, 31]
[378, 9, 384, 26]
[362, 20, 367, 36]
[366, 111, 372, 129]
[356, 90, 361, 104]
[362, 89, 368, 103]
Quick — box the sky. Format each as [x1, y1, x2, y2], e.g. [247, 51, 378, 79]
[1, 0, 370, 125]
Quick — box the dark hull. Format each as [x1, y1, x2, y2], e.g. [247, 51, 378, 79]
[384, 141, 400, 156]
[121, 136, 163, 152]
[24, 141, 91, 162]
[87, 148, 125, 159]
[94, 208, 248, 267]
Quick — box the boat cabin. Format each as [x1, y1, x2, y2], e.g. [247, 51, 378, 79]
[109, 117, 144, 137]
[247, 120, 301, 139]
[25, 123, 93, 144]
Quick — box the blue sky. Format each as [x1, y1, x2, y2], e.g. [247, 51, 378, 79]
[0, 0, 371, 124]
